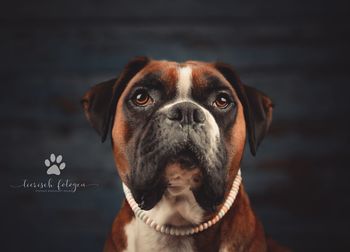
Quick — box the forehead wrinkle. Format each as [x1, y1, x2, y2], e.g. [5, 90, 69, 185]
[202, 75, 232, 94]
[161, 66, 178, 88]
[126, 61, 179, 95]
[192, 67, 226, 87]
[133, 72, 162, 87]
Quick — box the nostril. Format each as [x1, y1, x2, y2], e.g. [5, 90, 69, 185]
[193, 109, 205, 123]
[167, 107, 182, 121]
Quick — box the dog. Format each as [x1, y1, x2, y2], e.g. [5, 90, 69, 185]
[81, 57, 290, 252]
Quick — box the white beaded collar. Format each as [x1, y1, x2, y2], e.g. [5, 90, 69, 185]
[122, 169, 242, 236]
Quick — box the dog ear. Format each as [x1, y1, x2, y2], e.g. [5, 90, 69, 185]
[81, 56, 150, 142]
[215, 63, 273, 156]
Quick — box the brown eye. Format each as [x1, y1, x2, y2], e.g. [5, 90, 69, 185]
[213, 93, 231, 109]
[132, 89, 153, 106]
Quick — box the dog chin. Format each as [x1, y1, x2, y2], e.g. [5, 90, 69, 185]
[129, 143, 226, 211]
[165, 162, 203, 195]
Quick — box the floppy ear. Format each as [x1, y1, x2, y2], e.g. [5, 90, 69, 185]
[81, 78, 117, 141]
[81, 56, 150, 142]
[215, 63, 273, 156]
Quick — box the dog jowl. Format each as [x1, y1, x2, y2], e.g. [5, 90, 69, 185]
[81, 57, 290, 252]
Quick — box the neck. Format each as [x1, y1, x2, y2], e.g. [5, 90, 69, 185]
[123, 169, 242, 236]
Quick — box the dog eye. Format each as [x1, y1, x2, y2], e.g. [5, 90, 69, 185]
[132, 89, 153, 106]
[213, 93, 232, 109]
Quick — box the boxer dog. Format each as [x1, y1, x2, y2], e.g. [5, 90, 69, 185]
[82, 57, 289, 252]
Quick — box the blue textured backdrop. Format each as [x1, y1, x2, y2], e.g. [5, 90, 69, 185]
[2, 0, 350, 251]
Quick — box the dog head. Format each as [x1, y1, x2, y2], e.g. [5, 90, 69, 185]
[82, 57, 273, 212]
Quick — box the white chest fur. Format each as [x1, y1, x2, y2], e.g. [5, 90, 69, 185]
[123, 182, 204, 252]
[123, 217, 195, 252]
[122, 167, 242, 251]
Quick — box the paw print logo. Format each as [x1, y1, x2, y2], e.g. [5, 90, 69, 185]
[45, 153, 66, 175]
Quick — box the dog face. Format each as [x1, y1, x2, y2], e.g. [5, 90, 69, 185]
[82, 57, 273, 212]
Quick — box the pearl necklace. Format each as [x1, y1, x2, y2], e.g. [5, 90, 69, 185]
[122, 169, 242, 236]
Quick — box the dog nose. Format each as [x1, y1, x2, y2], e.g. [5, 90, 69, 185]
[167, 102, 206, 125]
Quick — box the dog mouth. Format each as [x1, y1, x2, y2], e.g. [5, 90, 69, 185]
[128, 134, 227, 212]
[165, 148, 203, 193]
[167, 148, 201, 170]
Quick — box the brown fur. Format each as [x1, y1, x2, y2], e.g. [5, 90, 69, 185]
[98, 59, 289, 251]
[104, 200, 134, 252]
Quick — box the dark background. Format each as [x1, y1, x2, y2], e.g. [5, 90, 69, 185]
[2, 0, 350, 251]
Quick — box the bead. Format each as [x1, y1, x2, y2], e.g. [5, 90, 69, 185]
[194, 227, 199, 233]
[165, 226, 170, 234]
[227, 197, 234, 203]
[199, 224, 204, 232]
[150, 220, 156, 228]
[160, 226, 165, 233]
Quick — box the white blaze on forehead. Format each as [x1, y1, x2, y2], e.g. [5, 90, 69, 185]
[177, 66, 192, 98]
